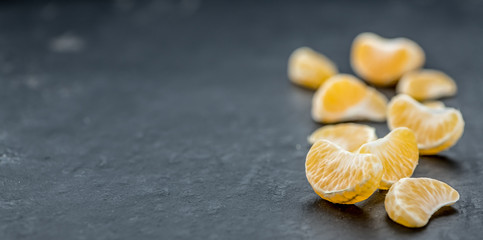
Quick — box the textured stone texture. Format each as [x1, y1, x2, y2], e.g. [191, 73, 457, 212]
[0, 0, 482, 239]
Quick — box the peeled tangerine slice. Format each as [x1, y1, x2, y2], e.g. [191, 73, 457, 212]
[307, 123, 377, 152]
[305, 140, 382, 204]
[385, 178, 459, 228]
[397, 69, 457, 101]
[387, 94, 464, 155]
[312, 74, 388, 123]
[358, 127, 419, 190]
[288, 47, 338, 89]
[351, 32, 425, 86]
[423, 100, 445, 109]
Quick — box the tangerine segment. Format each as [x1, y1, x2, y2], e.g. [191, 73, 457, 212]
[365, 88, 389, 119]
[305, 140, 382, 204]
[288, 47, 338, 89]
[397, 69, 457, 101]
[351, 32, 425, 86]
[385, 178, 459, 228]
[419, 119, 464, 155]
[307, 123, 377, 152]
[387, 94, 464, 154]
[358, 127, 419, 190]
[423, 101, 445, 109]
[311, 74, 388, 123]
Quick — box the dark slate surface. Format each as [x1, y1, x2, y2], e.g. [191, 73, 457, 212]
[0, 0, 482, 239]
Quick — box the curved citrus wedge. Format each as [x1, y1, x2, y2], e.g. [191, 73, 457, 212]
[385, 178, 459, 228]
[305, 140, 382, 204]
[358, 127, 418, 190]
[387, 94, 464, 154]
[307, 123, 377, 152]
[351, 32, 425, 86]
[288, 47, 338, 89]
[423, 100, 445, 109]
[397, 69, 457, 101]
[311, 74, 388, 123]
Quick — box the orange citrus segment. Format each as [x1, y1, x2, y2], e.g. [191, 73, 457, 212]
[387, 94, 464, 154]
[419, 119, 464, 155]
[321, 77, 367, 113]
[288, 47, 338, 89]
[305, 140, 382, 204]
[385, 178, 459, 228]
[397, 69, 457, 101]
[423, 100, 445, 109]
[351, 33, 425, 86]
[358, 127, 419, 190]
[307, 123, 377, 152]
[364, 88, 389, 118]
[311, 74, 388, 123]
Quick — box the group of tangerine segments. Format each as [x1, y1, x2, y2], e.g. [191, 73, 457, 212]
[289, 32, 463, 228]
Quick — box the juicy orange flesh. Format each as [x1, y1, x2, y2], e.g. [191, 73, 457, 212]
[308, 124, 376, 152]
[322, 78, 367, 113]
[307, 142, 366, 191]
[388, 96, 461, 148]
[419, 119, 464, 155]
[354, 43, 409, 83]
[289, 48, 337, 89]
[385, 178, 459, 228]
[306, 140, 382, 204]
[358, 128, 418, 189]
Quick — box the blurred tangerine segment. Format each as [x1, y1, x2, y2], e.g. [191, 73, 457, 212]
[312, 74, 387, 123]
[351, 33, 425, 86]
[288, 47, 338, 89]
[397, 69, 457, 101]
